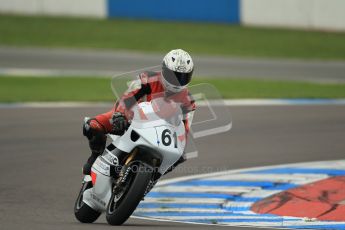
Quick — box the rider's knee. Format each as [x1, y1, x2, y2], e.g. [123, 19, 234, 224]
[83, 117, 105, 136]
[83, 117, 106, 154]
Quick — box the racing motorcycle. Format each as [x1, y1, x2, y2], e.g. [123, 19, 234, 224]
[74, 98, 187, 225]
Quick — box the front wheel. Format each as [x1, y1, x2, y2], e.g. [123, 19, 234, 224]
[74, 181, 101, 223]
[106, 163, 153, 225]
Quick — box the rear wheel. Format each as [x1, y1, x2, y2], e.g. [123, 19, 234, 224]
[106, 163, 153, 225]
[74, 181, 101, 223]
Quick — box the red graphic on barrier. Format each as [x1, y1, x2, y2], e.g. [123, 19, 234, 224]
[251, 176, 345, 221]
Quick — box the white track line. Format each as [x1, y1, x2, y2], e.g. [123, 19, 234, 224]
[155, 159, 345, 187]
[153, 185, 258, 193]
[132, 216, 285, 229]
[210, 173, 328, 185]
[1, 99, 345, 109]
[135, 208, 228, 213]
[145, 215, 298, 220]
[143, 197, 225, 204]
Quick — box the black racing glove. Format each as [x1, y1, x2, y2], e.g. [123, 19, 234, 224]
[111, 112, 128, 135]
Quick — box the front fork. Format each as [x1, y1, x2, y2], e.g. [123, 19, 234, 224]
[110, 147, 162, 198]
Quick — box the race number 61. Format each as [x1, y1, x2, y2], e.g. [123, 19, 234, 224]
[161, 129, 177, 148]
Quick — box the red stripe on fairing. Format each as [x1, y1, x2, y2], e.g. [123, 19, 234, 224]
[138, 107, 148, 120]
[251, 176, 345, 221]
[91, 171, 97, 185]
[178, 134, 185, 142]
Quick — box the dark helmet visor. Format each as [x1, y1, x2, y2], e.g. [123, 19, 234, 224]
[162, 64, 193, 87]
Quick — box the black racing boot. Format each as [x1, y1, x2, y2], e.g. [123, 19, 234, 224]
[82, 118, 107, 175]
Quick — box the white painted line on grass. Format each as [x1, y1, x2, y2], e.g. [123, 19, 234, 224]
[1, 99, 345, 109]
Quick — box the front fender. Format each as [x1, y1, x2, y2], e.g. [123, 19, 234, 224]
[131, 145, 163, 168]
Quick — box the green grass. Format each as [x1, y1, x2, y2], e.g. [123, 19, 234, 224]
[194, 78, 345, 99]
[1, 76, 345, 102]
[0, 76, 114, 102]
[1, 14, 345, 60]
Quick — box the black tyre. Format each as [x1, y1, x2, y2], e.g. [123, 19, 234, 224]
[74, 181, 101, 223]
[106, 163, 153, 225]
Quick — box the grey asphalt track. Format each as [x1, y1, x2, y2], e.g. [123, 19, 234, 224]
[1, 46, 345, 83]
[1, 105, 345, 230]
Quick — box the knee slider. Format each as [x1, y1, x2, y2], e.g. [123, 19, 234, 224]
[83, 117, 93, 139]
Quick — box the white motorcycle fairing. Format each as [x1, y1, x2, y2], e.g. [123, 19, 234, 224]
[82, 100, 186, 212]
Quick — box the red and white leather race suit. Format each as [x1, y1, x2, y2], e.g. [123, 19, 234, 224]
[85, 71, 195, 155]
[90, 72, 195, 136]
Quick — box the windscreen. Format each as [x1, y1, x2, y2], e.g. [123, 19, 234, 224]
[110, 66, 232, 159]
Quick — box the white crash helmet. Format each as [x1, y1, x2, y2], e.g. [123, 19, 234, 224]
[161, 49, 194, 93]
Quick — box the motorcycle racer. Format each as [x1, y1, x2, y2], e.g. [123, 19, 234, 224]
[82, 49, 196, 175]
